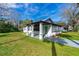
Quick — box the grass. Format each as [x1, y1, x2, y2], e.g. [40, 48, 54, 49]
[0, 32, 51, 56]
[0, 32, 79, 56]
[59, 32, 79, 40]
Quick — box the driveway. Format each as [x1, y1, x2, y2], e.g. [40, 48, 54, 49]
[46, 36, 79, 48]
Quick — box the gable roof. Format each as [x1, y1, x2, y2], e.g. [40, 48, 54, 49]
[32, 18, 54, 24]
[26, 18, 63, 27]
[44, 18, 54, 23]
[27, 18, 54, 25]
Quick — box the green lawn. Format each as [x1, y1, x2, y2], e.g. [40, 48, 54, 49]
[59, 32, 79, 40]
[0, 32, 79, 56]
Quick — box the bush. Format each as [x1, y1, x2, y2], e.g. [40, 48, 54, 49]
[0, 20, 19, 33]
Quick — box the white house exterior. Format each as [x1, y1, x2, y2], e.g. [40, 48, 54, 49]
[23, 18, 64, 40]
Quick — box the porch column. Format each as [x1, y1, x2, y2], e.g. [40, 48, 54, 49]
[50, 24, 53, 36]
[31, 24, 34, 37]
[57, 26, 59, 31]
[39, 23, 43, 40]
[50, 25, 53, 32]
[25, 26, 29, 36]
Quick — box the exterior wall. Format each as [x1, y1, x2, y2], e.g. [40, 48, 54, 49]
[52, 26, 58, 32]
[44, 25, 53, 37]
[52, 26, 64, 32]
[23, 25, 32, 36]
[44, 26, 64, 38]
[23, 24, 64, 39]
[23, 26, 28, 33]
[59, 27, 64, 31]
[27, 26, 32, 36]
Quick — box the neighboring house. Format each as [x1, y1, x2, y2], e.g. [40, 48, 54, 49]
[68, 25, 73, 31]
[23, 18, 64, 40]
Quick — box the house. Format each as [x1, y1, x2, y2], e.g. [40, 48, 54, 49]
[23, 18, 64, 40]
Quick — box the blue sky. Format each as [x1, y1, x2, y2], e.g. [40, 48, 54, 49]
[1, 3, 71, 22]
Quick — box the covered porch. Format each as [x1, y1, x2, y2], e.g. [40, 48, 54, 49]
[27, 21, 53, 40]
[23, 18, 64, 40]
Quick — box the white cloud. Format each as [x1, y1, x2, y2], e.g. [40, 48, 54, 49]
[7, 3, 19, 8]
[24, 3, 29, 8]
[0, 3, 23, 8]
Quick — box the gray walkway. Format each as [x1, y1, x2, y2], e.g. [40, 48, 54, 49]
[46, 37, 79, 48]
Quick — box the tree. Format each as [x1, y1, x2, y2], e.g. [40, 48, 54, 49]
[0, 19, 19, 33]
[60, 3, 79, 31]
[18, 19, 32, 31]
[0, 4, 22, 31]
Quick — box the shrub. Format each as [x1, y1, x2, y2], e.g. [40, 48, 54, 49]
[0, 20, 19, 33]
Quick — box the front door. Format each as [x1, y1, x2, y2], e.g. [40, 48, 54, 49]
[43, 25, 50, 35]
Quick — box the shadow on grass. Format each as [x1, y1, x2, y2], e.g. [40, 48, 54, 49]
[0, 36, 26, 45]
[43, 39, 51, 43]
[0, 34, 10, 37]
[43, 36, 68, 56]
[43, 38, 57, 56]
[59, 34, 72, 39]
[0, 32, 13, 37]
[44, 36, 67, 45]
[70, 40, 79, 45]
[59, 33, 79, 46]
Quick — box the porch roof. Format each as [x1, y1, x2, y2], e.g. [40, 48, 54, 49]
[27, 21, 62, 27]
[26, 18, 63, 27]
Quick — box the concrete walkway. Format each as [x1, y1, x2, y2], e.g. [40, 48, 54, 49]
[46, 37, 79, 48]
